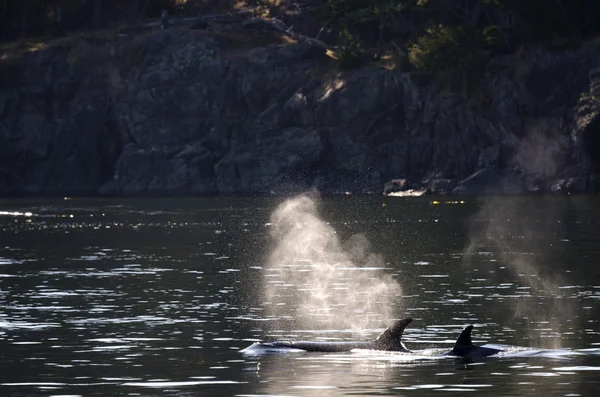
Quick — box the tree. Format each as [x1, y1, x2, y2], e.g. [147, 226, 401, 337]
[0, 0, 6, 40]
[51, 0, 64, 36]
[92, 0, 102, 29]
[138, 0, 149, 18]
[19, 0, 29, 38]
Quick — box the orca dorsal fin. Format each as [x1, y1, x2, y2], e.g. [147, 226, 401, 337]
[452, 325, 474, 354]
[372, 318, 413, 351]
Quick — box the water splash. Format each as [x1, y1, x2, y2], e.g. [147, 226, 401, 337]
[263, 194, 402, 331]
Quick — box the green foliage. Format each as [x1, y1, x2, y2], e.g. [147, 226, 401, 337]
[314, 0, 415, 71]
[408, 24, 488, 96]
[324, 0, 409, 23]
[408, 25, 464, 72]
[334, 44, 364, 70]
[315, 0, 412, 35]
[502, 0, 600, 43]
[332, 30, 365, 70]
[4, 0, 600, 99]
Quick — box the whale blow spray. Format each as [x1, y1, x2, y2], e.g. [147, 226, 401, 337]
[263, 194, 402, 331]
[464, 198, 576, 349]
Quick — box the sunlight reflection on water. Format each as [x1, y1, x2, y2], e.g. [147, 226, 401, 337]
[0, 197, 598, 396]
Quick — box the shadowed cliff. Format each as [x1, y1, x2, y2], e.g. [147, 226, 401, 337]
[1, 18, 600, 196]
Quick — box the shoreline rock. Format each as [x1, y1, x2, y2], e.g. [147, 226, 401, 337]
[1, 27, 600, 197]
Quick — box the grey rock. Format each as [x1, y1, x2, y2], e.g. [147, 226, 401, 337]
[589, 173, 600, 193]
[452, 167, 525, 196]
[550, 175, 589, 195]
[214, 127, 322, 194]
[550, 179, 567, 194]
[1, 29, 600, 196]
[422, 178, 457, 195]
[383, 179, 410, 195]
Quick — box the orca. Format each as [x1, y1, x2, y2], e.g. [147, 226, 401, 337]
[445, 325, 502, 358]
[242, 320, 504, 357]
[247, 318, 413, 353]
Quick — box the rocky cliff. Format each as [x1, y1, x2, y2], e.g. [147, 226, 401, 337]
[1, 27, 600, 196]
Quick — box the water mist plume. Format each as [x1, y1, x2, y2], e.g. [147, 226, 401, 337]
[464, 198, 576, 349]
[464, 122, 578, 348]
[263, 194, 402, 331]
[513, 120, 568, 179]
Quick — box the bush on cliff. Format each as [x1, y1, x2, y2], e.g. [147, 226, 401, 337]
[408, 24, 488, 95]
[3, 0, 600, 96]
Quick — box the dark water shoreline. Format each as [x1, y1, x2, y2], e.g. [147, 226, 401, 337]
[1, 190, 598, 199]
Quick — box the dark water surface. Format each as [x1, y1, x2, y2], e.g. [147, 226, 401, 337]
[0, 196, 599, 396]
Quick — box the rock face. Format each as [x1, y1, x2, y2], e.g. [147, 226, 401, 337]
[1, 29, 600, 196]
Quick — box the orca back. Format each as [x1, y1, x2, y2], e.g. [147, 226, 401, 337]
[268, 341, 371, 352]
[371, 318, 413, 352]
[245, 317, 414, 353]
[449, 325, 501, 357]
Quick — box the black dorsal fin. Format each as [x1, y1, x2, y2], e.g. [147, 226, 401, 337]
[372, 318, 413, 351]
[452, 325, 474, 353]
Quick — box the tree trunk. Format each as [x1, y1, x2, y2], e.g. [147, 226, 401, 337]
[92, 0, 103, 29]
[138, 0, 148, 18]
[52, 1, 64, 36]
[468, 3, 483, 27]
[378, 17, 384, 56]
[160, 9, 169, 29]
[0, 0, 6, 41]
[19, 0, 28, 38]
